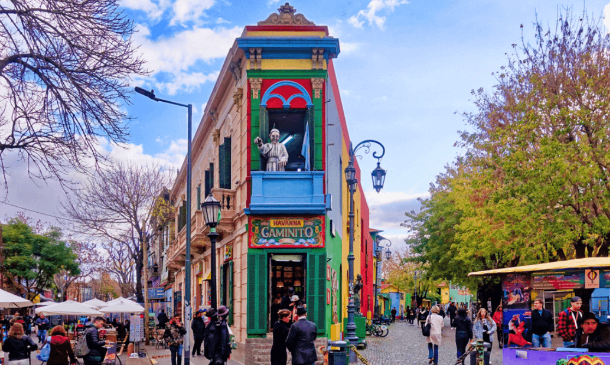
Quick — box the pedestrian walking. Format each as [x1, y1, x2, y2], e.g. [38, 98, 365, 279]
[448, 302, 457, 329]
[419, 307, 429, 329]
[425, 306, 444, 365]
[35, 313, 50, 344]
[2, 323, 38, 365]
[530, 298, 553, 348]
[271, 309, 292, 365]
[492, 304, 503, 348]
[286, 306, 317, 365]
[83, 317, 108, 365]
[557, 296, 583, 347]
[454, 308, 473, 365]
[157, 309, 169, 330]
[191, 310, 206, 356]
[391, 307, 397, 323]
[164, 315, 186, 365]
[473, 308, 497, 355]
[47, 325, 77, 365]
[23, 314, 32, 336]
[204, 306, 232, 365]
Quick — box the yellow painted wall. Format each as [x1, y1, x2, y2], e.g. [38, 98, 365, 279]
[441, 287, 450, 304]
[340, 139, 364, 325]
[246, 59, 327, 71]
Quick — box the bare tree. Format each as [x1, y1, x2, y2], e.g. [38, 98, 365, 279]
[0, 0, 148, 189]
[101, 239, 136, 298]
[54, 241, 100, 301]
[62, 162, 174, 302]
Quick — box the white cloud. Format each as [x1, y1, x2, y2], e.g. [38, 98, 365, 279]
[170, 0, 215, 26]
[364, 190, 428, 231]
[267, 0, 280, 5]
[120, 0, 168, 20]
[134, 24, 241, 73]
[155, 71, 219, 95]
[604, 3, 610, 33]
[341, 42, 360, 54]
[349, 0, 409, 29]
[216, 17, 230, 24]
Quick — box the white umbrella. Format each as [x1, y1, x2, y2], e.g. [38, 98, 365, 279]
[99, 299, 144, 314]
[104, 297, 125, 306]
[36, 300, 102, 316]
[82, 298, 107, 309]
[34, 302, 56, 307]
[0, 288, 33, 308]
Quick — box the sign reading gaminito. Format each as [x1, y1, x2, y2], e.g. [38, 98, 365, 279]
[249, 216, 324, 248]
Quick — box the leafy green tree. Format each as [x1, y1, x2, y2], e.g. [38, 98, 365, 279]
[406, 9, 610, 284]
[3, 218, 79, 299]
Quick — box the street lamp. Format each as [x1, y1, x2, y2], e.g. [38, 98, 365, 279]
[344, 140, 386, 361]
[374, 238, 391, 319]
[201, 194, 221, 310]
[134, 87, 193, 365]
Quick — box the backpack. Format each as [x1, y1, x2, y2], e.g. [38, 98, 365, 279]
[36, 341, 51, 362]
[75, 329, 91, 358]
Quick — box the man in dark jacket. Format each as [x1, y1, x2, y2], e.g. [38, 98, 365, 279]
[448, 302, 457, 329]
[530, 298, 553, 348]
[576, 312, 610, 352]
[83, 317, 108, 365]
[191, 310, 206, 356]
[285, 306, 317, 365]
[35, 313, 50, 343]
[157, 310, 169, 330]
[280, 288, 295, 310]
[204, 306, 231, 365]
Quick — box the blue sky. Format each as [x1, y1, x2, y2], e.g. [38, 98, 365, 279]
[4, 0, 610, 246]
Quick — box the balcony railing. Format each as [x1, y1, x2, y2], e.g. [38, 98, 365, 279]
[248, 171, 328, 215]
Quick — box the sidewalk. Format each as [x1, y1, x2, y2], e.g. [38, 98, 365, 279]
[139, 343, 244, 365]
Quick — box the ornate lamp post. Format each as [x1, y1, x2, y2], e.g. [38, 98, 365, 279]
[135, 87, 193, 365]
[344, 140, 386, 361]
[201, 194, 221, 310]
[374, 238, 391, 318]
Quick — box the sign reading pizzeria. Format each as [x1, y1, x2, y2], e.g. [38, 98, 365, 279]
[249, 216, 325, 248]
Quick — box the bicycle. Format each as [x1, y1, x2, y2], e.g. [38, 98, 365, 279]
[365, 322, 389, 337]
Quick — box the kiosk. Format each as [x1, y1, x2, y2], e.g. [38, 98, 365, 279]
[469, 258, 610, 365]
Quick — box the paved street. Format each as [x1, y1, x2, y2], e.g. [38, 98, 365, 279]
[357, 317, 503, 365]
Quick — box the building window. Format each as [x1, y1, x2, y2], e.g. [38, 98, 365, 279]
[219, 137, 232, 189]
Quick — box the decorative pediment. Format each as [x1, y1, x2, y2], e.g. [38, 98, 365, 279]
[258, 3, 315, 26]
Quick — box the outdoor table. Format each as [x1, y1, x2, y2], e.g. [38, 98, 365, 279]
[102, 342, 122, 365]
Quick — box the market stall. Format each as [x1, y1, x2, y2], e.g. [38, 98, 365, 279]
[469, 257, 610, 364]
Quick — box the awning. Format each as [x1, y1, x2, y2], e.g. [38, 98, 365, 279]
[203, 272, 211, 281]
[377, 293, 390, 300]
[468, 257, 610, 277]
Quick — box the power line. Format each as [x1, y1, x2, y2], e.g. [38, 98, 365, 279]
[0, 200, 78, 223]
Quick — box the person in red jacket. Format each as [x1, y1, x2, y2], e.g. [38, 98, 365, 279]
[557, 296, 583, 347]
[47, 326, 77, 365]
[492, 304, 504, 349]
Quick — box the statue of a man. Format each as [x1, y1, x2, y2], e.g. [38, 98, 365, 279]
[254, 128, 289, 171]
[354, 274, 363, 313]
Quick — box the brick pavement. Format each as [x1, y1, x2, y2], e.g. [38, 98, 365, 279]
[356, 318, 503, 365]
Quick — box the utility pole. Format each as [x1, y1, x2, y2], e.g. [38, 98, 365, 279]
[0, 224, 4, 290]
[142, 224, 150, 345]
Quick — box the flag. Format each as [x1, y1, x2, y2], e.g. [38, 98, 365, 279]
[301, 122, 310, 171]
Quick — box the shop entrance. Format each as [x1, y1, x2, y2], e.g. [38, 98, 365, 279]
[269, 254, 306, 329]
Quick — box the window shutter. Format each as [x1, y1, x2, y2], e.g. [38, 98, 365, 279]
[220, 264, 225, 306]
[209, 163, 214, 190]
[259, 106, 269, 142]
[247, 252, 267, 335]
[307, 252, 326, 334]
[228, 260, 234, 326]
[306, 107, 315, 170]
[224, 137, 231, 189]
[218, 144, 226, 190]
[196, 184, 201, 207]
[204, 170, 211, 197]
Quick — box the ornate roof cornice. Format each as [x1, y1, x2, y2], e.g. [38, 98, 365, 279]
[258, 3, 315, 26]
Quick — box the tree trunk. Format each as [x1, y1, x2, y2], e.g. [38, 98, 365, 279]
[135, 242, 144, 303]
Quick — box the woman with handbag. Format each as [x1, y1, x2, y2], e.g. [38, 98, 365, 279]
[473, 308, 497, 354]
[163, 315, 186, 365]
[425, 306, 444, 365]
[47, 326, 77, 365]
[2, 323, 38, 365]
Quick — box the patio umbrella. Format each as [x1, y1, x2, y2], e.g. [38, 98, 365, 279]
[82, 298, 108, 309]
[35, 300, 103, 316]
[0, 288, 33, 308]
[34, 301, 57, 307]
[99, 299, 144, 314]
